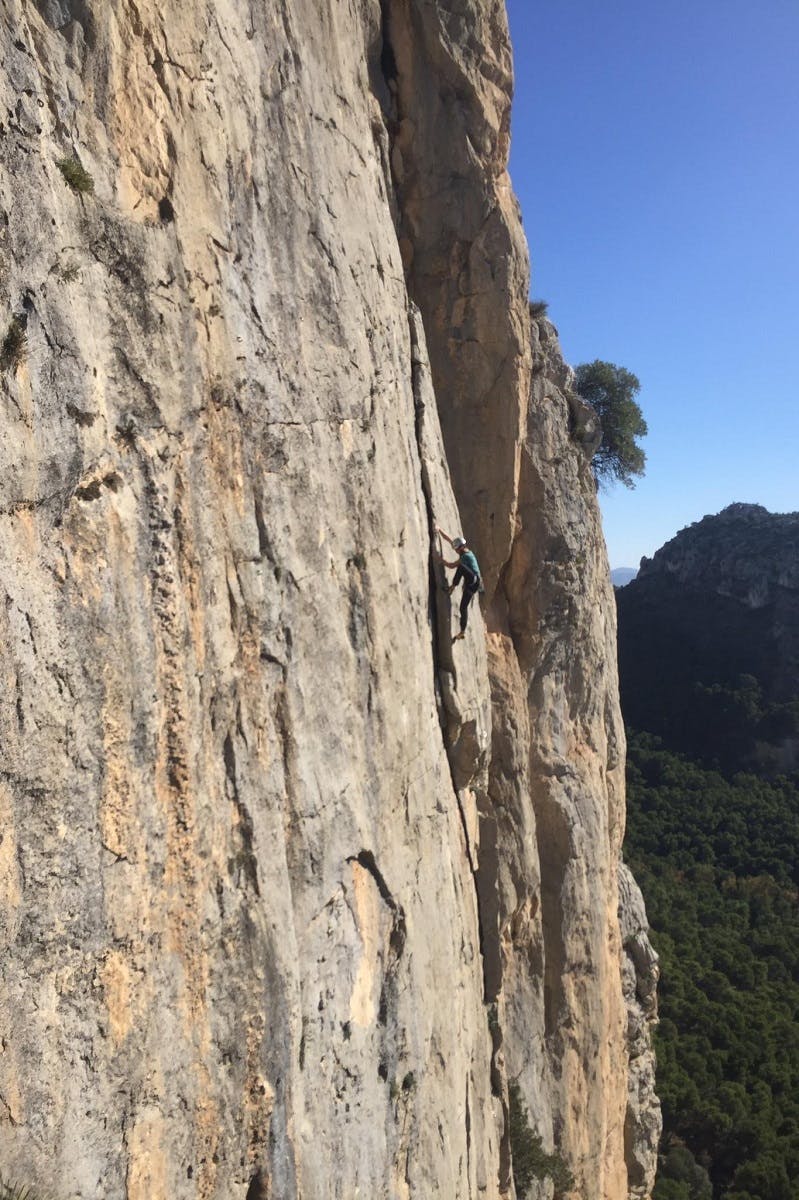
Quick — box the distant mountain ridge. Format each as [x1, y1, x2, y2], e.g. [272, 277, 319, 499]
[611, 567, 638, 587]
[638, 502, 799, 612]
[617, 503, 799, 771]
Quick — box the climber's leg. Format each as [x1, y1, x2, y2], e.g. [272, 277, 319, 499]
[459, 586, 475, 633]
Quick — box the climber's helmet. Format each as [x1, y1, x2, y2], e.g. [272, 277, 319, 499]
[452, 537, 467, 552]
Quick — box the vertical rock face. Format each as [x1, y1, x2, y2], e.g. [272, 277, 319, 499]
[618, 865, 661, 1200]
[484, 317, 631, 1199]
[0, 2, 657, 1198]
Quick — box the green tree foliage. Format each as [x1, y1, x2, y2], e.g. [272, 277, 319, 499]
[508, 1083, 574, 1198]
[573, 359, 647, 488]
[655, 1146, 713, 1200]
[56, 155, 94, 194]
[625, 733, 799, 1198]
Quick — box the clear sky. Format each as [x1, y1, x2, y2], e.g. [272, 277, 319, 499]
[505, 0, 799, 569]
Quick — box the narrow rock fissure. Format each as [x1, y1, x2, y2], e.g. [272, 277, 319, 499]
[380, 5, 491, 919]
[408, 311, 455, 716]
[465, 1075, 472, 1183]
[371, 0, 399, 124]
[347, 848, 407, 969]
[387, 14, 513, 1185]
[407, 306, 489, 990]
[348, 849, 399, 918]
[223, 732, 261, 896]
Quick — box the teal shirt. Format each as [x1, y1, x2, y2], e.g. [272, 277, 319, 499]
[457, 549, 481, 586]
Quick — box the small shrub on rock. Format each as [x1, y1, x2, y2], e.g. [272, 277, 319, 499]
[57, 155, 94, 194]
[0, 316, 26, 373]
[509, 1082, 574, 1198]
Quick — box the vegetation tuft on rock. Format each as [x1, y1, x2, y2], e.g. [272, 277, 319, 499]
[0, 316, 26, 373]
[508, 1082, 574, 1198]
[57, 155, 94, 194]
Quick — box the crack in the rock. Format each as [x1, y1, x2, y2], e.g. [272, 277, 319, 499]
[223, 732, 261, 896]
[406, 271, 510, 1191]
[407, 303, 486, 917]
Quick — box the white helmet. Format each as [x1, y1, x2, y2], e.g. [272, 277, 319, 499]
[452, 536, 467, 550]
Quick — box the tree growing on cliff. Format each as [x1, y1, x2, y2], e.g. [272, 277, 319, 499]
[508, 1084, 574, 1197]
[574, 360, 647, 488]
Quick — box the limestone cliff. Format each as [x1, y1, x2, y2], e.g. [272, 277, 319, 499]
[0, 2, 657, 1197]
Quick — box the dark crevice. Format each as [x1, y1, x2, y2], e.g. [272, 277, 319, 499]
[75, 479, 102, 502]
[224, 732, 261, 896]
[34, 0, 97, 46]
[348, 850, 406, 1037]
[465, 1076, 472, 1182]
[369, 0, 398, 121]
[408, 307, 455, 702]
[158, 195, 175, 223]
[537, 798, 571, 1040]
[347, 850, 406, 960]
[380, 9, 398, 85]
[66, 402, 97, 427]
[298, 1019, 306, 1071]
[75, 473, 122, 502]
[475, 810, 502, 1003]
[245, 1170, 269, 1200]
[348, 850, 398, 919]
[408, 304, 484, 892]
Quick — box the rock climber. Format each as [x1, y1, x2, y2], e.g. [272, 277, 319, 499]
[436, 526, 483, 641]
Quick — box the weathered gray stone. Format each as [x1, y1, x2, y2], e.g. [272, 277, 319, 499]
[619, 864, 661, 1199]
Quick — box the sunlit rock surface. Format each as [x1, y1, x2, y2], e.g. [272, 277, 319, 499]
[0, 2, 657, 1196]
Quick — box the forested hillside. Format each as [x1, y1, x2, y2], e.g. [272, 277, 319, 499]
[618, 507, 799, 1200]
[625, 736, 799, 1200]
[617, 505, 799, 777]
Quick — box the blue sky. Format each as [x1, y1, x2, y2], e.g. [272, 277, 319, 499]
[505, 0, 799, 568]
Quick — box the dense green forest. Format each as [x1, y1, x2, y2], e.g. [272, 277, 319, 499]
[625, 734, 799, 1200]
